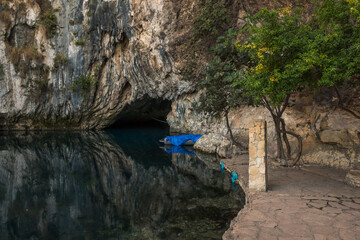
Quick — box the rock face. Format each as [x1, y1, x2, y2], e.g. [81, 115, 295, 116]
[346, 170, 360, 188]
[169, 90, 360, 169]
[0, 0, 197, 129]
[194, 133, 232, 158]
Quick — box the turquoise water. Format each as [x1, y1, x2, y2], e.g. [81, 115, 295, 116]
[0, 128, 244, 240]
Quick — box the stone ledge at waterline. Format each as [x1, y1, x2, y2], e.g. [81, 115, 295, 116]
[193, 133, 233, 158]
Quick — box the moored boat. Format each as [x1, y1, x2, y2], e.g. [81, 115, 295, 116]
[159, 134, 202, 146]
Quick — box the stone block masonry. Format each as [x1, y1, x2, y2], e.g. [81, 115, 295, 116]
[249, 120, 267, 192]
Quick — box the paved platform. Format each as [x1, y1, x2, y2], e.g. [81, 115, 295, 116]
[222, 157, 360, 240]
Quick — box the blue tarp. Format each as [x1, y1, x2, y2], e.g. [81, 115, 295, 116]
[166, 146, 195, 155]
[165, 134, 202, 146]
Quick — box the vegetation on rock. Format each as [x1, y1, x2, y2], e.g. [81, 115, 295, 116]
[6, 43, 44, 74]
[53, 52, 69, 69]
[37, 0, 58, 38]
[181, 0, 231, 85]
[70, 65, 100, 96]
[193, 0, 230, 39]
[196, 29, 250, 147]
[75, 39, 85, 46]
[39, 11, 57, 38]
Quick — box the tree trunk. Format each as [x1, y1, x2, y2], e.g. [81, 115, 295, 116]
[334, 87, 360, 119]
[225, 109, 245, 149]
[262, 97, 285, 160]
[280, 118, 291, 160]
[273, 116, 285, 160]
[262, 95, 303, 165]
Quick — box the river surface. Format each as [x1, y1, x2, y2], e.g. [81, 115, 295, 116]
[0, 127, 244, 240]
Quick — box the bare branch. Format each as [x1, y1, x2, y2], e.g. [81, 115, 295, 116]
[224, 109, 246, 149]
[279, 95, 290, 116]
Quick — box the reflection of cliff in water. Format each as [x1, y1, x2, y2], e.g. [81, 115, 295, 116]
[0, 130, 244, 240]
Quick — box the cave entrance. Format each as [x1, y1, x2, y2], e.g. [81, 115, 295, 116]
[107, 97, 172, 129]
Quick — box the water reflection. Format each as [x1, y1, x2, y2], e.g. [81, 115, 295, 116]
[162, 145, 195, 155]
[0, 130, 244, 240]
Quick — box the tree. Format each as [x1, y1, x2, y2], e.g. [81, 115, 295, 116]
[236, 1, 360, 163]
[198, 0, 360, 165]
[310, 0, 360, 119]
[196, 29, 249, 148]
[235, 8, 316, 164]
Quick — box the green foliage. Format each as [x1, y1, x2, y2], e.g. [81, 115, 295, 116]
[70, 65, 100, 96]
[346, 0, 360, 20]
[70, 74, 96, 92]
[75, 38, 85, 46]
[181, 0, 231, 85]
[235, 7, 316, 106]
[200, 0, 360, 112]
[197, 0, 360, 161]
[53, 52, 69, 69]
[37, 0, 58, 38]
[310, 0, 360, 87]
[197, 29, 250, 117]
[40, 11, 57, 38]
[193, 0, 230, 39]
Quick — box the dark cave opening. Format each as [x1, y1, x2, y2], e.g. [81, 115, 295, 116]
[107, 97, 172, 129]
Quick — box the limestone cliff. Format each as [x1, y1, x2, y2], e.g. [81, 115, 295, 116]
[0, 0, 198, 129]
[0, 0, 306, 130]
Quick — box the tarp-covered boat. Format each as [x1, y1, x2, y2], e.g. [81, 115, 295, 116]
[159, 134, 202, 146]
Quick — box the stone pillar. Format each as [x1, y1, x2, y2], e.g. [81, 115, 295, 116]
[249, 120, 267, 192]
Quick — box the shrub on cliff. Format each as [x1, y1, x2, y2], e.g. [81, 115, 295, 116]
[193, 0, 230, 39]
[70, 74, 97, 95]
[40, 11, 57, 38]
[37, 0, 58, 38]
[181, 0, 231, 85]
[196, 29, 250, 148]
[70, 65, 101, 96]
[53, 52, 69, 69]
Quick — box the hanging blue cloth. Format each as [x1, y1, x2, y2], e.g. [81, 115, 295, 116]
[231, 171, 238, 184]
[165, 134, 202, 146]
[166, 146, 195, 155]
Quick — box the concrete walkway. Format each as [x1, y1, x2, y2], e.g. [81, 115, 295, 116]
[222, 156, 360, 240]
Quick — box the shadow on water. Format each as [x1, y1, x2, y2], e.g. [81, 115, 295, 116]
[0, 129, 244, 240]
